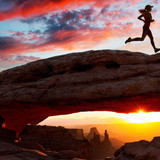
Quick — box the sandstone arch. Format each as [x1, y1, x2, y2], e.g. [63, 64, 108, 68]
[0, 50, 160, 133]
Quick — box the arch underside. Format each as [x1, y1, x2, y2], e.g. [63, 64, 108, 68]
[0, 50, 160, 133]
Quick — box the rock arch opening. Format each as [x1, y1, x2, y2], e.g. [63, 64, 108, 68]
[0, 50, 160, 135]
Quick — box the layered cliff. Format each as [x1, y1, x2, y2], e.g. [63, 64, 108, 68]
[19, 125, 91, 159]
[0, 50, 160, 132]
[0, 126, 88, 160]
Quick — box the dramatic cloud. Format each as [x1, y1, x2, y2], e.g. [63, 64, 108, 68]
[0, 37, 18, 50]
[0, 54, 41, 71]
[0, 36, 32, 54]
[0, 0, 93, 21]
[0, 0, 145, 21]
[0, 5, 135, 53]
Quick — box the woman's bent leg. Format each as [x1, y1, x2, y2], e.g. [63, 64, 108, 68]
[125, 26, 146, 43]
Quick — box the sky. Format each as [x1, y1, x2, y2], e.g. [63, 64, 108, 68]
[1, 0, 160, 71]
[39, 111, 160, 142]
[39, 110, 160, 126]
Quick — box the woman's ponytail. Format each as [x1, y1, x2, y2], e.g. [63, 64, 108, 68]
[139, 9, 146, 14]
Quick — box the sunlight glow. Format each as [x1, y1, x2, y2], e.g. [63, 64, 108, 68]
[39, 110, 160, 142]
[116, 110, 160, 123]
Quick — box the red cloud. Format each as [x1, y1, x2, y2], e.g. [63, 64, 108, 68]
[0, 0, 144, 21]
[0, 5, 136, 55]
[0, 0, 92, 21]
[0, 54, 41, 71]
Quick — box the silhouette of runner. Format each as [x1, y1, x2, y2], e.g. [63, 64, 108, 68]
[125, 5, 160, 53]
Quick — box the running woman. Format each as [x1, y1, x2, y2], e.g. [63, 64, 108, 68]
[125, 5, 160, 53]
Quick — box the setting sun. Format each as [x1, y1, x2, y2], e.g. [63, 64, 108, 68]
[116, 110, 160, 123]
[39, 111, 160, 142]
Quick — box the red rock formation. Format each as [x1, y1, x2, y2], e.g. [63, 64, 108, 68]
[19, 125, 91, 159]
[86, 127, 103, 141]
[89, 128, 115, 159]
[0, 50, 160, 133]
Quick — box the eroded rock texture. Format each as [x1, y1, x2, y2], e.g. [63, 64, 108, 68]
[108, 137, 160, 160]
[0, 141, 53, 160]
[0, 50, 160, 132]
[19, 125, 90, 159]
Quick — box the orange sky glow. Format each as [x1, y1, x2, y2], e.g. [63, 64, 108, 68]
[39, 110, 160, 142]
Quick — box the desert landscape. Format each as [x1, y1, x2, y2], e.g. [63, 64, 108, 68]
[1, 0, 160, 159]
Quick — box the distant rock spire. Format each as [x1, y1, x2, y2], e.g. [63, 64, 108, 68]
[86, 127, 101, 141]
[87, 128, 115, 158]
[104, 130, 109, 140]
[103, 129, 111, 146]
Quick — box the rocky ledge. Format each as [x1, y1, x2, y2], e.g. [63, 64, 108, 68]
[0, 50, 160, 132]
[0, 126, 89, 160]
[0, 140, 87, 160]
[107, 137, 160, 160]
